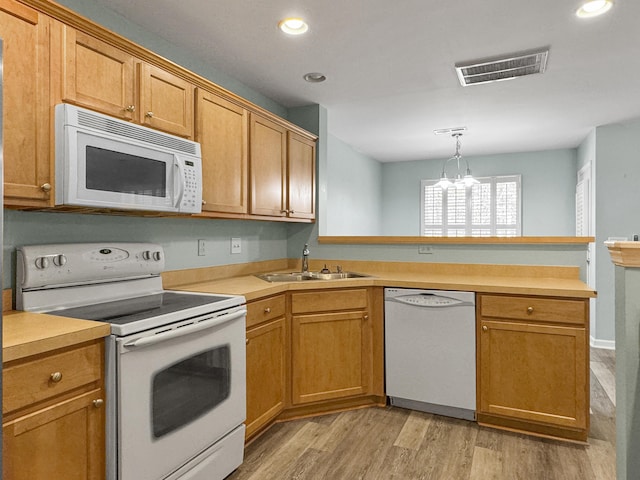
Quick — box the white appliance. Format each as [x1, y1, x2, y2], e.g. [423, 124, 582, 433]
[17, 243, 246, 480]
[55, 103, 202, 214]
[384, 288, 476, 421]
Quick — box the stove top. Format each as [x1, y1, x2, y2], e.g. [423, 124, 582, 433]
[17, 243, 246, 336]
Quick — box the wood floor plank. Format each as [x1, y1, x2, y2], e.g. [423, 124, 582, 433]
[229, 347, 616, 480]
[393, 410, 433, 450]
[591, 360, 616, 406]
[469, 446, 504, 480]
[586, 437, 616, 480]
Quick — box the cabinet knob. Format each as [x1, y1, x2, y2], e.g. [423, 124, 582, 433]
[245, 338, 250, 345]
[482, 325, 488, 332]
[125, 105, 136, 113]
[363, 314, 369, 321]
[41, 183, 52, 193]
[527, 306, 534, 314]
[146, 111, 154, 118]
[290, 210, 295, 214]
[264, 307, 271, 314]
[202, 199, 207, 205]
[93, 399, 104, 408]
[50, 372, 63, 383]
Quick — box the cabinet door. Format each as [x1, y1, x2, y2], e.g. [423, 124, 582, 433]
[250, 114, 287, 217]
[246, 317, 286, 438]
[139, 63, 194, 138]
[292, 311, 369, 404]
[478, 320, 588, 430]
[196, 90, 248, 214]
[1, 0, 52, 206]
[3, 389, 105, 480]
[62, 27, 136, 120]
[287, 132, 316, 220]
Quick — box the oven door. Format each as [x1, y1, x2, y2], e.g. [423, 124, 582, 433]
[115, 308, 246, 480]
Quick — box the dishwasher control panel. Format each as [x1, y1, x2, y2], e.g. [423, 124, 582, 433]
[384, 288, 475, 307]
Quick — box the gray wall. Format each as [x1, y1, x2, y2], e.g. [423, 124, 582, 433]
[326, 134, 383, 235]
[594, 118, 640, 343]
[380, 149, 578, 236]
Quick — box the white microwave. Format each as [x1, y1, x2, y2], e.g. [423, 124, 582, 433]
[55, 103, 202, 214]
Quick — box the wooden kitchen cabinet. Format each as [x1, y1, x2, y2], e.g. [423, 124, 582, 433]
[477, 294, 589, 441]
[245, 295, 287, 438]
[290, 289, 372, 405]
[249, 114, 317, 220]
[1, 0, 54, 207]
[60, 26, 194, 138]
[287, 132, 316, 220]
[196, 89, 249, 214]
[3, 339, 106, 480]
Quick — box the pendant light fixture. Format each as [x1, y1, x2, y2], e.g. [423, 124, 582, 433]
[434, 133, 480, 190]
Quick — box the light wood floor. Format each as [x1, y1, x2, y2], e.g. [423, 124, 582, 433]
[229, 347, 616, 480]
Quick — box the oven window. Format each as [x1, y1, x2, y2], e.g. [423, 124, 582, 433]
[85, 146, 167, 197]
[151, 345, 231, 439]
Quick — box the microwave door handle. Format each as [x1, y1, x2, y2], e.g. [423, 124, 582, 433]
[123, 309, 247, 349]
[174, 158, 186, 208]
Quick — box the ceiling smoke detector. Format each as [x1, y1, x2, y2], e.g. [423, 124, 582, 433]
[455, 48, 549, 87]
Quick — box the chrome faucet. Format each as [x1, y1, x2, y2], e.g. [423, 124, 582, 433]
[302, 244, 310, 273]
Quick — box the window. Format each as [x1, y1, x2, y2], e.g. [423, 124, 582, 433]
[421, 175, 521, 237]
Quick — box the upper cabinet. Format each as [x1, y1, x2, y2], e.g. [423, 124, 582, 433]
[1, 0, 54, 207]
[250, 114, 316, 220]
[61, 26, 194, 138]
[196, 89, 249, 214]
[2, 1, 315, 221]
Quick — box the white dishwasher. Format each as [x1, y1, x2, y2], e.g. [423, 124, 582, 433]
[384, 288, 476, 421]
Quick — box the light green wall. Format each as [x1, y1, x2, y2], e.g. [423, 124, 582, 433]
[3, 210, 288, 288]
[325, 135, 383, 235]
[381, 149, 578, 236]
[594, 118, 640, 343]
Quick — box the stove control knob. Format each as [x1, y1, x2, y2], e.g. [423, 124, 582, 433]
[152, 251, 162, 262]
[53, 254, 67, 267]
[142, 250, 152, 261]
[35, 256, 49, 269]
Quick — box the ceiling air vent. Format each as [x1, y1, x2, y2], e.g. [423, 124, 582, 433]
[455, 48, 549, 87]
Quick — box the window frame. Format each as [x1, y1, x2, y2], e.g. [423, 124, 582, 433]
[420, 174, 522, 237]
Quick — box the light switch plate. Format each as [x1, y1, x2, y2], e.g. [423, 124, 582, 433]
[197, 239, 206, 256]
[418, 245, 433, 254]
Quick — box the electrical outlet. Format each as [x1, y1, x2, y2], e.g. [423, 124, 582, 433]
[197, 239, 206, 256]
[231, 237, 241, 254]
[418, 245, 433, 254]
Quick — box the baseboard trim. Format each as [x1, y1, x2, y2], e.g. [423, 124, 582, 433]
[590, 336, 615, 350]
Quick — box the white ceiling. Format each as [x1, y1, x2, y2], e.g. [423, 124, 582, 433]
[93, 0, 640, 162]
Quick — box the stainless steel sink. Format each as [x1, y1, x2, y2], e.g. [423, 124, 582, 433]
[307, 271, 371, 280]
[255, 271, 371, 282]
[255, 272, 319, 282]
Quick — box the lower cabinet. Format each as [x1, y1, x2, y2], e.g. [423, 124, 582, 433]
[476, 294, 589, 441]
[2, 340, 106, 479]
[290, 289, 371, 405]
[245, 295, 286, 438]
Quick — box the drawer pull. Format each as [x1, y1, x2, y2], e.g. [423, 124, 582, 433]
[482, 325, 488, 332]
[264, 307, 271, 314]
[50, 372, 63, 383]
[527, 306, 534, 314]
[93, 399, 104, 408]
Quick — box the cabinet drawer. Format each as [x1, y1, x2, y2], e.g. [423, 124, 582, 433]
[247, 295, 286, 328]
[479, 295, 587, 326]
[3, 342, 103, 415]
[291, 289, 368, 314]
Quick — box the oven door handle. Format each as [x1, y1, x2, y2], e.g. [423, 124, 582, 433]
[123, 309, 247, 349]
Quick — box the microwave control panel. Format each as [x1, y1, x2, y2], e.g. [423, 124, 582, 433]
[178, 158, 202, 213]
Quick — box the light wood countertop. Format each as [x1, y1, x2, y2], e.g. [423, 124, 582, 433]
[169, 261, 596, 301]
[3, 311, 111, 363]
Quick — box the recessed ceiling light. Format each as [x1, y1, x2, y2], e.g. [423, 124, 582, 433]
[303, 72, 326, 83]
[576, 0, 613, 18]
[278, 18, 309, 35]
